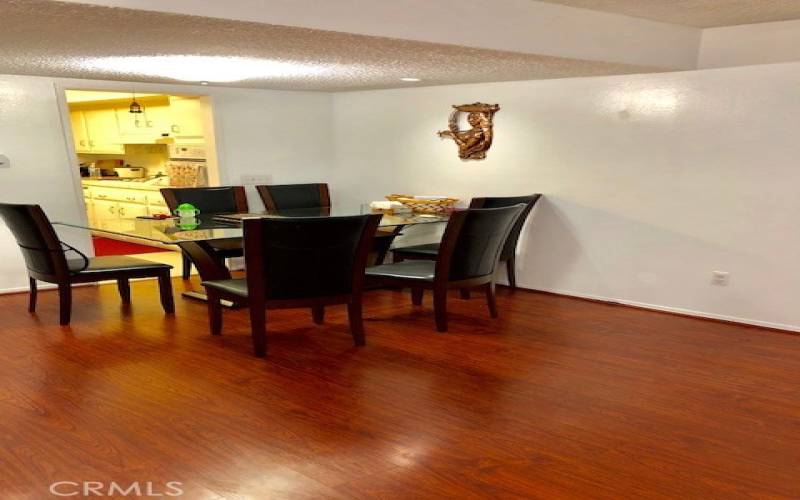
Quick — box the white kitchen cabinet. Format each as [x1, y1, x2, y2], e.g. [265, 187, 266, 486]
[116, 202, 148, 220]
[168, 97, 205, 138]
[70, 110, 92, 153]
[69, 108, 124, 154]
[83, 109, 124, 154]
[92, 199, 120, 230]
[117, 104, 172, 141]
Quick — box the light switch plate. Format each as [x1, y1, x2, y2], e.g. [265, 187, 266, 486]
[241, 174, 271, 185]
[0, 154, 9, 168]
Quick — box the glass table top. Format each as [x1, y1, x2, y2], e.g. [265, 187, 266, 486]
[54, 208, 449, 245]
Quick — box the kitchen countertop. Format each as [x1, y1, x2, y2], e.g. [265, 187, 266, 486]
[81, 178, 170, 191]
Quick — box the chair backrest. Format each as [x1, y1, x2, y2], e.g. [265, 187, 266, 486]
[469, 194, 542, 260]
[0, 203, 68, 279]
[243, 214, 381, 301]
[160, 186, 248, 215]
[437, 205, 525, 282]
[256, 183, 330, 210]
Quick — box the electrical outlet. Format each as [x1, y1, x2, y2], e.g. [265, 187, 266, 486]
[711, 271, 730, 286]
[241, 174, 271, 185]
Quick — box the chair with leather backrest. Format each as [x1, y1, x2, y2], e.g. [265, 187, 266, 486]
[256, 182, 398, 266]
[256, 183, 330, 210]
[365, 204, 524, 332]
[0, 203, 174, 325]
[202, 213, 382, 357]
[392, 194, 541, 289]
[160, 186, 249, 279]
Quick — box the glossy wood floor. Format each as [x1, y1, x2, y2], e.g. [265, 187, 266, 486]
[1, 278, 798, 499]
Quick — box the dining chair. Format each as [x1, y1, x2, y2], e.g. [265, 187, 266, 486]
[256, 183, 330, 210]
[365, 204, 524, 332]
[160, 186, 249, 279]
[392, 194, 542, 289]
[256, 182, 398, 266]
[0, 203, 174, 326]
[202, 213, 382, 357]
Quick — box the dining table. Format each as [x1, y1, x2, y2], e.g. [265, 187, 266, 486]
[55, 207, 449, 304]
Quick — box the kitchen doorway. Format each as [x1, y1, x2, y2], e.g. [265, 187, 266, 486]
[63, 89, 220, 276]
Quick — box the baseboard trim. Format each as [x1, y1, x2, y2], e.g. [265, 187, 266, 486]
[500, 284, 800, 335]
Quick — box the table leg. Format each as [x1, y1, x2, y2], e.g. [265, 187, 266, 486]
[177, 241, 240, 307]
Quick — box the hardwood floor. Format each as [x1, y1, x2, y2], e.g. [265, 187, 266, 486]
[0, 278, 798, 499]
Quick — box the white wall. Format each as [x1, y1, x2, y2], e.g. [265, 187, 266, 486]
[60, 0, 700, 70]
[699, 19, 800, 69]
[331, 62, 800, 331]
[0, 74, 333, 292]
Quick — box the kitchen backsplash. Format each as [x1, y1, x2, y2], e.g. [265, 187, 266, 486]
[78, 144, 169, 177]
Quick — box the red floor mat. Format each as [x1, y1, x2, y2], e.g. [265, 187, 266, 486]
[92, 237, 165, 256]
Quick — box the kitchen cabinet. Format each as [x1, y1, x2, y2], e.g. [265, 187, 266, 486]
[70, 110, 91, 153]
[69, 109, 124, 154]
[92, 199, 121, 230]
[117, 104, 172, 142]
[168, 97, 205, 138]
[84, 109, 124, 154]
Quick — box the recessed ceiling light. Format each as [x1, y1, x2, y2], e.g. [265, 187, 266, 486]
[76, 55, 330, 83]
[400, 77, 421, 82]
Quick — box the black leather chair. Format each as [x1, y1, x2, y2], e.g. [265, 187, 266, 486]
[0, 203, 174, 325]
[256, 183, 330, 210]
[160, 187, 249, 279]
[392, 194, 541, 289]
[202, 214, 382, 357]
[256, 182, 398, 266]
[366, 205, 524, 332]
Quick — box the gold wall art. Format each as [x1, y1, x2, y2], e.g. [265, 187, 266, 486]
[437, 102, 500, 160]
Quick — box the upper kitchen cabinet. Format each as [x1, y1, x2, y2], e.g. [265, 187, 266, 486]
[69, 110, 91, 153]
[67, 92, 206, 148]
[116, 97, 173, 142]
[83, 108, 125, 154]
[69, 108, 124, 154]
[168, 96, 205, 138]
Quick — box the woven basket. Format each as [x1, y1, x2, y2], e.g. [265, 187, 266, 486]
[386, 194, 459, 214]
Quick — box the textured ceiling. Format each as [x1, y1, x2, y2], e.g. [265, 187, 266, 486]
[0, 0, 665, 91]
[536, 0, 800, 28]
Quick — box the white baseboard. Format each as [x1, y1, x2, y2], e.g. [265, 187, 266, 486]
[527, 285, 800, 333]
[0, 282, 97, 295]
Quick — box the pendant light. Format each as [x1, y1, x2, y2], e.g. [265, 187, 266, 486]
[129, 92, 143, 114]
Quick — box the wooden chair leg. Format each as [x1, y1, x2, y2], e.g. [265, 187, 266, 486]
[485, 282, 498, 318]
[58, 283, 72, 326]
[433, 287, 448, 332]
[249, 305, 267, 357]
[411, 288, 423, 305]
[311, 305, 325, 325]
[157, 271, 175, 314]
[348, 297, 366, 346]
[117, 277, 131, 304]
[506, 256, 517, 289]
[181, 253, 192, 280]
[28, 277, 37, 313]
[207, 290, 223, 335]
[459, 289, 471, 300]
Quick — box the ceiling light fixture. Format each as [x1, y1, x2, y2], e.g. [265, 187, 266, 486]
[129, 92, 143, 114]
[400, 77, 421, 82]
[77, 55, 331, 83]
